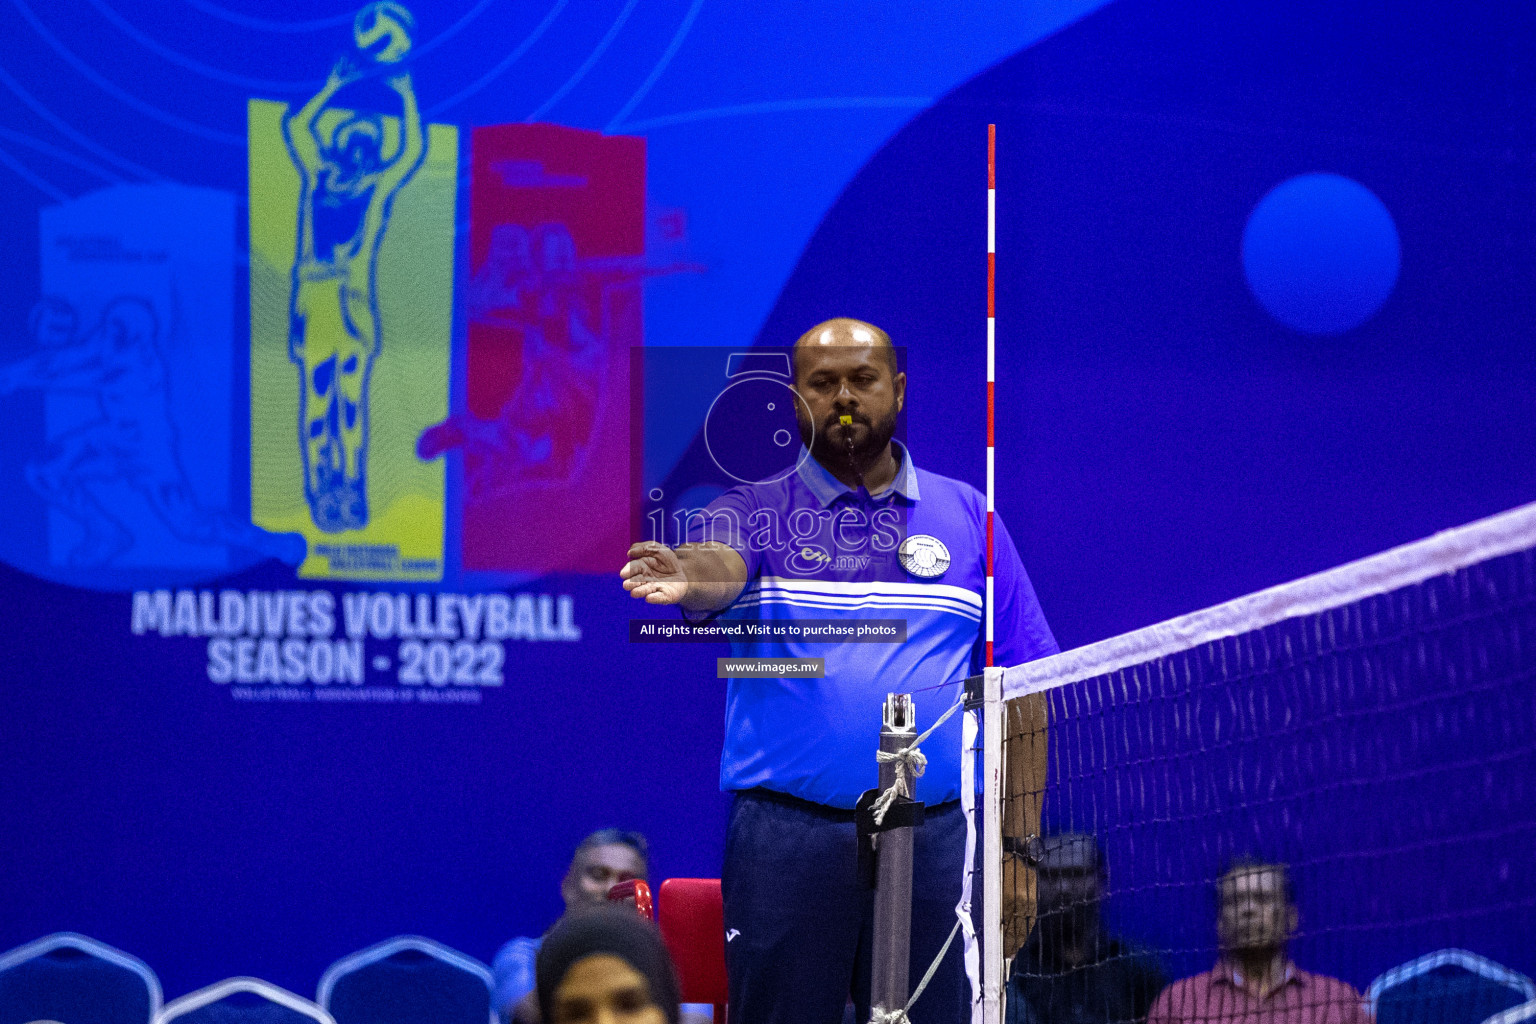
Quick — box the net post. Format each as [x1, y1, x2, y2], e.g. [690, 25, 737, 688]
[871, 692, 917, 1018]
[980, 665, 1005, 1024]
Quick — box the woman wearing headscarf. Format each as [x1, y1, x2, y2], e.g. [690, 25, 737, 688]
[535, 906, 681, 1024]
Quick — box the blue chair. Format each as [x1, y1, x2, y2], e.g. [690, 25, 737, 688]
[1369, 950, 1535, 1024]
[318, 937, 494, 1024]
[155, 978, 334, 1024]
[0, 932, 161, 1024]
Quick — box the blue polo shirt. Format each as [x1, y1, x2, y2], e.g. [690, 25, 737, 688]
[686, 443, 1057, 809]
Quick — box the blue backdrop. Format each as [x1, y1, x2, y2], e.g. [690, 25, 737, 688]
[1, 0, 1533, 1006]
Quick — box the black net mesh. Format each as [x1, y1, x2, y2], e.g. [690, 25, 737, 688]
[994, 546, 1536, 1024]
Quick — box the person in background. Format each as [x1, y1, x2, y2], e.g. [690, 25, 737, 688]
[1147, 860, 1368, 1024]
[496, 829, 650, 1024]
[1006, 833, 1165, 1024]
[535, 907, 681, 1024]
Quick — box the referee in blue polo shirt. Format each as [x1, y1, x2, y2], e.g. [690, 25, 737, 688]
[621, 318, 1058, 1024]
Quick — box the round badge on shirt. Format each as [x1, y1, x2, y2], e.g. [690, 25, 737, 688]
[898, 535, 951, 578]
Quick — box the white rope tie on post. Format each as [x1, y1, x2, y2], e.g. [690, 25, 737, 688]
[869, 696, 964, 828]
[870, 746, 924, 826]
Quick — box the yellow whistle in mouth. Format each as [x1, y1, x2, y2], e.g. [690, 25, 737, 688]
[840, 415, 853, 426]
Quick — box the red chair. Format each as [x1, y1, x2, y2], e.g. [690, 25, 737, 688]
[657, 879, 727, 1023]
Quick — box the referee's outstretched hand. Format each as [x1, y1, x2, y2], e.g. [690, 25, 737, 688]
[621, 542, 689, 605]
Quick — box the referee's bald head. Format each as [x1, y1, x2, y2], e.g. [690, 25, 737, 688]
[792, 318, 898, 381]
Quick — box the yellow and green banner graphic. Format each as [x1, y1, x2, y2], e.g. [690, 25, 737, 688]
[248, 92, 456, 582]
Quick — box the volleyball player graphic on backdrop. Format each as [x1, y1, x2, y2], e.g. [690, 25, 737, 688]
[418, 222, 697, 495]
[419, 224, 607, 490]
[282, 2, 425, 533]
[0, 297, 304, 566]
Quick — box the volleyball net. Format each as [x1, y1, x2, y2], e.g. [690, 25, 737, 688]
[962, 501, 1536, 1024]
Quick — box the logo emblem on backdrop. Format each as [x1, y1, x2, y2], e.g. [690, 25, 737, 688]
[897, 535, 950, 579]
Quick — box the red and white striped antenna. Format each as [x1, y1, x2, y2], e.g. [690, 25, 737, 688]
[978, 121, 1005, 1024]
[986, 123, 996, 669]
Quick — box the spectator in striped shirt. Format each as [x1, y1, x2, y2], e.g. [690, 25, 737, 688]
[1147, 861, 1368, 1024]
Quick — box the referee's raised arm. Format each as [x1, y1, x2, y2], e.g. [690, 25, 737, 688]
[620, 540, 748, 612]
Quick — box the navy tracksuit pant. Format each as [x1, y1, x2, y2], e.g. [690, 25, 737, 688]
[722, 788, 969, 1024]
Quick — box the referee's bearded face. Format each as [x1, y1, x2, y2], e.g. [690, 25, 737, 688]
[793, 324, 905, 470]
